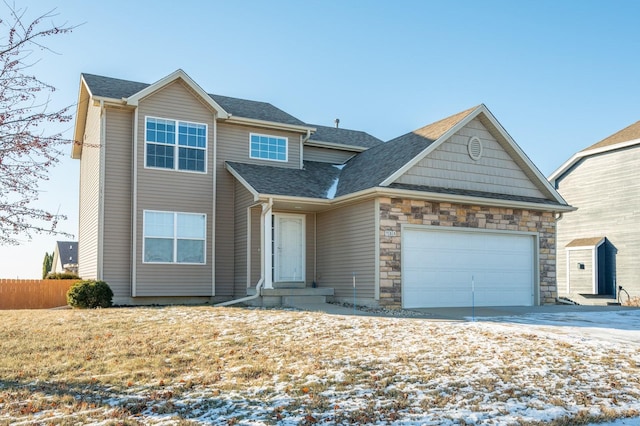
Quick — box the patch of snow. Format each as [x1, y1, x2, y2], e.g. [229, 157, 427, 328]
[333, 164, 346, 170]
[326, 177, 339, 199]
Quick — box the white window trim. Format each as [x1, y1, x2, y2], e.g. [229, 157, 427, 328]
[142, 210, 207, 265]
[144, 116, 208, 174]
[249, 132, 288, 163]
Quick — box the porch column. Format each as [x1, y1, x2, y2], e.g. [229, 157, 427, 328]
[262, 201, 273, 289]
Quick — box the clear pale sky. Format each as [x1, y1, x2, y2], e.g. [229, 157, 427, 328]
[1, 0, 639, 278]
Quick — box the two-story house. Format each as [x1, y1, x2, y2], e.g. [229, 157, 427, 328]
[72, 70, 572, 309]
[550, 119, 640, 304]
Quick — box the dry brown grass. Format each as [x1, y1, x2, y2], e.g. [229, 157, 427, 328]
[0, 306, 639, 425]
[624, 296, 640, 307]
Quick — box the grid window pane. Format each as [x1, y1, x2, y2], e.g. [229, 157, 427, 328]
[249, 133, 287, 161]
[144, 211, 174, 237]
[146, 143, 175, 169]
[178, 147, 205, 172]
[144, 238, 173, 262]
[177, 214, 205, 238]
[178, 122, 206, 148]
[177, 239, 204, 263]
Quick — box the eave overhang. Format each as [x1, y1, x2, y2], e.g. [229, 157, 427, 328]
[549, 138, 640, 184]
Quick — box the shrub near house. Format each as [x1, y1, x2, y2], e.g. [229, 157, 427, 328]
[67, 280, 113, 309]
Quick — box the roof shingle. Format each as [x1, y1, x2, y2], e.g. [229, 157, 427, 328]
[82, 73, 306, 126]
[582, 120, 640, 152]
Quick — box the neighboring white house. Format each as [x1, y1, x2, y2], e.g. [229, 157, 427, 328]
[549, 119, 640, 304]
[51, 241, 79, 275]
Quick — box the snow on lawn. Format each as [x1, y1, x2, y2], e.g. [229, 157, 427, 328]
[1, 307, 640, 425]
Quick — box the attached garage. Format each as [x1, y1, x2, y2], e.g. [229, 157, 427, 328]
[402, 226, 536, 308]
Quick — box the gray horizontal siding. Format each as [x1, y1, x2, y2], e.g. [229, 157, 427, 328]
[234, 181, 254, 297]
[102, 108, 133, 297]
[135, 80, 214, 296]
[397, 118, 544, 198]
[216, 123, 303, 296]
[77, 103, 101, 280]
[566, 250, 593, 294]
[556, 146, 640, 296]
[303, 146, 355, 164]
[316, 200, 376, 299]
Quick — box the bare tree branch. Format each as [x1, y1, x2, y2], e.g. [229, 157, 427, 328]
[0, 2, 76, 245]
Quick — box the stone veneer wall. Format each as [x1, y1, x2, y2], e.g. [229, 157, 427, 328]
[378, 197, 557, 308]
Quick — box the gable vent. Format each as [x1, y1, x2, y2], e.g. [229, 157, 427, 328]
[468, 136, 483, 160]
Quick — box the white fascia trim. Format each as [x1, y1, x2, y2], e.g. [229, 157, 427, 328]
[549, 138, 640, 183]
[380, 105, 483, 186]
[304, 141, 368, 152]
[372, 187, 575, 212]
[224, 115, 315, 134]
[125, 69, 229, 118]
[225, 164, 260, 201]
[478, 106, 567, 205]
[72, 77, 92, 158]
[249, 186, 574, 213]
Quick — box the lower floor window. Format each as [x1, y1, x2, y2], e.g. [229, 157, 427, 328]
[143, 211, 206, 264]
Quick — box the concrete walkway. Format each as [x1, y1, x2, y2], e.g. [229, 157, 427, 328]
[290, 301, 638, 321]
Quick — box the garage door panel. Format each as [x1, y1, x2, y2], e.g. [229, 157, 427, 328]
[403, 228, 534, 308]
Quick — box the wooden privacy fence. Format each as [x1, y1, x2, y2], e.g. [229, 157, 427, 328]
[0, 279, 78, 309]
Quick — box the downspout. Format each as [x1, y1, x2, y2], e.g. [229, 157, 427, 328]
[215, 199, 273, 307]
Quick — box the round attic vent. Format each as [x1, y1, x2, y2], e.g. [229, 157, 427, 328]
[468, 136, 483, 160]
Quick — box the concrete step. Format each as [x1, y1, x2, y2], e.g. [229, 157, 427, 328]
[560, 293, 620, 306]
[282, 295, 327, 306]
[244, 287, 334, 308]
[272, 281, 306, 289]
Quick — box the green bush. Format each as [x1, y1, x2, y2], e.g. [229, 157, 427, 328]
[66, 280, 113, 309]
[46, 272, 80, 280]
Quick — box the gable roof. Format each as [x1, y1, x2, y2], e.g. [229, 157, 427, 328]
[566, 237, 605, 248]
[55, 241, 78, 267]
[549, 119, 640, 183]
[226, 161, 340, 199]
[582, 120, 640, 152]
[81, 72, 306, 126]
[307, 125, 383, 150]
[228, 105, 572, 210]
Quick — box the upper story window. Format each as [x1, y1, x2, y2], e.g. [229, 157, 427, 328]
[146, 117, 207, 173]
[143, 210, 206, 264]
[250, 133, 287, 162]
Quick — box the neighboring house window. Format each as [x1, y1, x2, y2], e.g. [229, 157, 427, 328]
[250, 133, 287, 162]
[146, 117, 207, 172]
[143, 211, 206, 264]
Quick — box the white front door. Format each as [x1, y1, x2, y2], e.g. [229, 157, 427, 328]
[274, 214, 305, 282]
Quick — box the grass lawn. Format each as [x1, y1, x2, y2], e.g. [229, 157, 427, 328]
[1, 306, 639, 425]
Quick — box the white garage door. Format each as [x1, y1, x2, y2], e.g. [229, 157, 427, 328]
[403, 228, 535, 308]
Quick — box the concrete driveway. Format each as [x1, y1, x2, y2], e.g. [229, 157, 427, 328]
[408, 304, 637, 321]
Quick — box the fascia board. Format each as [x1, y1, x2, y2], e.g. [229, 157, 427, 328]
[224, 116, 315, 134]
[225, 163, 260, 201]
[248, 185, 575, 213]
[71, 77, 91, 159]
[379, 105, 483, 186]
[369, 187, 576, 212]
[304, 141, 367, 152]
[549, 138, 640, 183]
[125, 69, 229, 118]
[479, 106, 568, 206]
